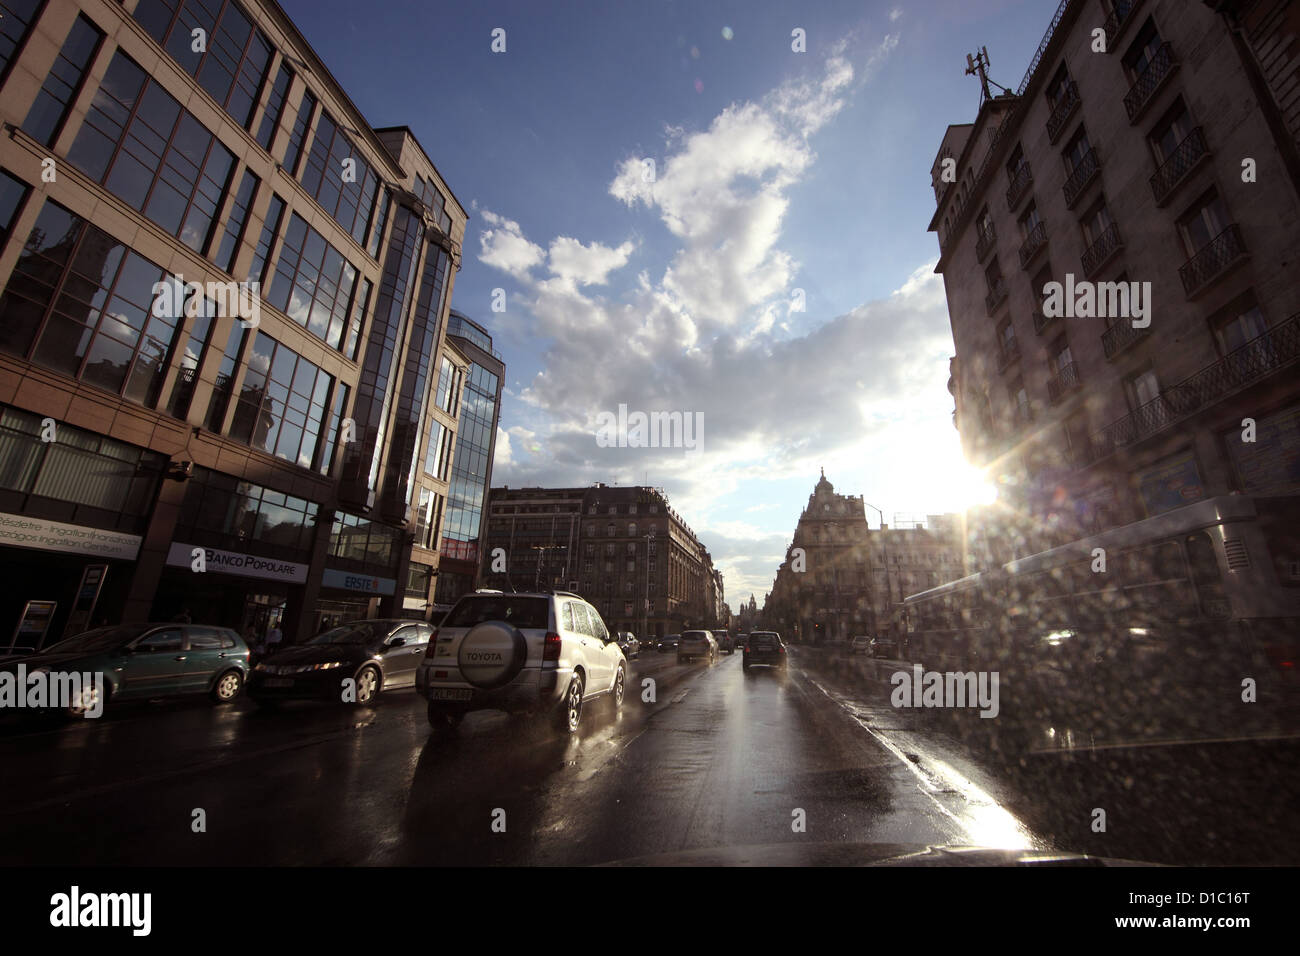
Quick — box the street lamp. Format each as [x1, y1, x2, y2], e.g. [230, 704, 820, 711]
[863, 502, 892, 634]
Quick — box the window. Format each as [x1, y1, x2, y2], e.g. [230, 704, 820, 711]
[255, 62, 293, 152]
[434, 356, 462, 414]
[1214, 303, 1268, 355]
[984, 259, 1003, 294]
[406, 562, 433, 599]
[132, 0, 273, 129]
[22, 15, 104, 147]
[1050, 337, 1073, 375]
[423, 420, 455, 480]
[628, 522, 636, 536]
[138, 630, 184, 652]
[998, 320, 1016, 354]
[1062, 127, 1091, 175]
[1081, 201, 1113, 246]
[0, 0, 44, 85]
[607, 522, 614, 536]
[281, 89, 316, 176]
[326, 510, 399, 573]
[165, 294, 217, 419]
[177, 466, 320, 562]
[298, 109, 381, 250]
[67, 52, 236, 255]
[1127, 367, 1159, 408]
[204, 322, 247, 431]
[228, 331, 337, 470]
[1045, 63, 1071, 107]
[1177, 191, 1230, 255]
[1008, 377, 1028, 411]
[605, 543, 615, 556]
[0, 199, 203, 407]
[1018, 202, 1042, 238]
[213, 168, 260, 274]
[1122, 19, 1163, 80]
[247, 193, 285, 287]
[270, 213, 361, 352]
[626, 542, 636, 554]
[0, 169, 30, 247]
[316, 382, 349, 477]
[1150, 99, 1194, 165]
[975, 205, 993, 240]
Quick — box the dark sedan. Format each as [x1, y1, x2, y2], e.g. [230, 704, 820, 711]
[743, 631, 787, 671]
[657, 633, 682, 653]
[616, 631, 641, 660]
[248, 619, 433, 706]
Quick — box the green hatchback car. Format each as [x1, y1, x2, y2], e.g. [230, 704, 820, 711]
[0, 623, 250, 717]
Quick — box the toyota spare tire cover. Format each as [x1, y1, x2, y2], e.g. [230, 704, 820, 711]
[458, 621, 528, 689]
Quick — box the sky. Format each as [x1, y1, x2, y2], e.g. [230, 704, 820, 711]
[279, 0, 1058, 608]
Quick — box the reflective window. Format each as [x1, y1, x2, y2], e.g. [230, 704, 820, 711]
[0, 0, 42, 84]
[247, 192, 285, 287]
[228, 331, 335, 469]
[204, 322, 247, 431]
[271, 213, 361, 352]
[0, 169, 30, 246]
[255, 61, 293, 151]
[0, 199, 193, 407]
[328, 511, 400, 574]
[22, 14, 104, 147]
[299, 109, 381, 250]
[175, 466, 319, 562]
[213, 168, 260, 273]
[132, 0, 273, 129]
[281, 88, 316, 175]
[67, 52, 237, 255]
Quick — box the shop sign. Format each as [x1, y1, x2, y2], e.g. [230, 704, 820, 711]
[0, 513, 141, 560]
[322, 568, 396, 595]
[166, 543, 307, 583]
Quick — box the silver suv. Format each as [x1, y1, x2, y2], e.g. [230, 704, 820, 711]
[415, 590, 627, 734]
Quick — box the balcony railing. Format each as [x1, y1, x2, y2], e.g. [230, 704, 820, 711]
[975, 222, 997, 263]
[1046, 80, 1080, 143]
[1032, 310, 1056, 335]
[985, 278, 1009, 315]
[1103, 0, 1143, 49]
[1006, 160, 1033, 211]
[1047, 361, 1082, 404]
[1018, 221, 1048, 268]
[997, 338, 1021, 371]
[1124, 42, 1177, 122]
[1148, 126, 1209, 207]
[1102, 317, 1150, 360]
[1088, 312, 1300, 462]
[1179, 223, 1247, 297]
[1081, 222, 1123, 277]
[1062, 147, 1099, 209]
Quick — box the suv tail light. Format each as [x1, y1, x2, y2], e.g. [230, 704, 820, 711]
[423, 629, 439, 658]
[543, 631, 562, 661]
[778, 644, 786, 654]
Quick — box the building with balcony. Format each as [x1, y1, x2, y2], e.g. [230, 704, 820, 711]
[929, 0, 1300, 564]
[763, 472, 961, 642]
[0, 0, 467, 648]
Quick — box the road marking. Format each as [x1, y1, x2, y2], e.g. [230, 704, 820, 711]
[672, 689, 691, 704]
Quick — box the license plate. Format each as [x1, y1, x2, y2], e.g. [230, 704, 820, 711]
[263, 678, 294, 688]
[429, 688, 472, 701]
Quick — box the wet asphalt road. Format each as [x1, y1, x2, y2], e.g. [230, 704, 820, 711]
[1, 646, 1297, 866]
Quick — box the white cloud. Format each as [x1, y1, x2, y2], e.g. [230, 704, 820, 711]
[477, 210, 545, 279]
[547, 236, 636, 287]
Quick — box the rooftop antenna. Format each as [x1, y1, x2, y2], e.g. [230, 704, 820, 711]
[965, 47, 1011, 106]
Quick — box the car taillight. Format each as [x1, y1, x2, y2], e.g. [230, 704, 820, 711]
[423, 628, 439, 658]
[778, 645, 785, 653]
[743, 645, 750, 652]
[543, 632, 562, 661]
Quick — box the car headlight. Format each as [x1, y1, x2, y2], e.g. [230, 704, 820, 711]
[307, 662, 344, 671]
[254, 663, 266, 672]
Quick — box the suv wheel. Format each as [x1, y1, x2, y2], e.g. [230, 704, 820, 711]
[555, 674, 584, 734]
[612, 666, 625, 711]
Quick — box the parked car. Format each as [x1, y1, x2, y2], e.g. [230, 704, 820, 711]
[416, 590, 627, 734]
[743, 631, 787, 671]
[616, 631, 641, 660]
[249, 619, 432, 706]
[713, 630, 735, 653]
[0, 623, 249, 716]
[678, 630, 718, 664]
[848, 635, 874, 656]
[657, 633, 682, 653]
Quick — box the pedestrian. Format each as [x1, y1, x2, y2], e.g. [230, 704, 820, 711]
[266, 620, 284, 653]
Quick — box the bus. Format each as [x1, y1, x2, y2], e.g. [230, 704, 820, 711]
[900, 495, 1300, 736]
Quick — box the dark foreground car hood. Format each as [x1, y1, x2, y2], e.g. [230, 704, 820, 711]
[597, 843, 1161, 867]
[261, 644, 372, 665]
[0, 651, 112, 671]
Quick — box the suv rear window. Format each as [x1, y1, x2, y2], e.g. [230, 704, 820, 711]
[444, 596, 550, 629]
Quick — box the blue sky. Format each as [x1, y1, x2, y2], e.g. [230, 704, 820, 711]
[280, 0, 1057, 606]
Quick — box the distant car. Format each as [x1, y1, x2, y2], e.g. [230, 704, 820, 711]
[678, 630, 718, 664]
[249, 619, 432, 706]
[848, 636, 874, 656]
[617, 631, 641, 660]
[0, 623, 250, 716]
[869, 637, 899, 659]
[713, 630, 734, 653]
[743, 631, 787, 671]
[658, 633, 682, 653]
